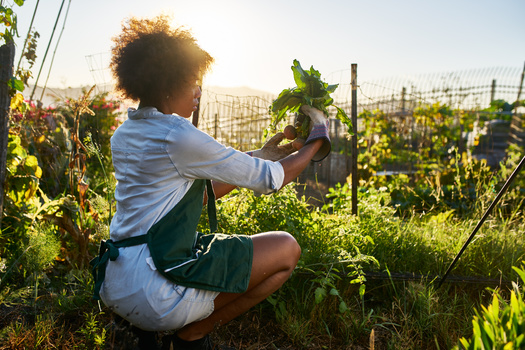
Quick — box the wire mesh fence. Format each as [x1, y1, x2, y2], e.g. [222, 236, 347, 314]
[196, 65, 524, 200]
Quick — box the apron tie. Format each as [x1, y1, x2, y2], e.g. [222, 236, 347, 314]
[90, 234, 149, 300]
[90, 240, 119, 300]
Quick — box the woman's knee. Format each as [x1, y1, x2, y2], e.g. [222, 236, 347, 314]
[268, 231, 301, 268]
[252, 231, 301, 269]
[279, 231, 301, 264]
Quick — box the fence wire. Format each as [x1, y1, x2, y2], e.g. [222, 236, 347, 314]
[194, 66, 524, 199]
[199, 66, 524, 151]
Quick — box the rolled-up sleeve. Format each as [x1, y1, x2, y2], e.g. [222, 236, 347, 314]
[166, 121, 284, 195]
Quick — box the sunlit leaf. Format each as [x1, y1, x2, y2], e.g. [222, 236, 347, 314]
[359, 284, 366, 298]
[25, 155, 38, 169]
[10, 92, 24, 110]
[7, 77, 24, 92]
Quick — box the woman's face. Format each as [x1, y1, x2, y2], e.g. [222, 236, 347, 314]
[169, 84, 202, 118]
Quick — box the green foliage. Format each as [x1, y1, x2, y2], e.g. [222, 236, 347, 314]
[20, 223, 61, 276]
[5, 133, 42, 205]
[267, 59, 352, 139]
[354, 102, 524, 218]
[484, 99, 525, 120]
[77, 311, 107, 349]
[454, 265, 525, 350]
[365, 138, 524, 219]
[356, 102, 467, 185]
[1, 1, 28, 107]
[0, 1, 23, 44]
[3, 89, 118, 281]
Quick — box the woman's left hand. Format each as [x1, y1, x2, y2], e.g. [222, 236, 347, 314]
[251, 132, 296, 161]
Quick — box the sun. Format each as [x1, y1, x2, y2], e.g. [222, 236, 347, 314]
[168, 6, 260, 89]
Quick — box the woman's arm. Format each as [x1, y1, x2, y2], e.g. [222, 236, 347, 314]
[207, 138, 322, 202]
[207, 105, 329, 201]
[210, 181, 237, 200]
[278, 139, 323, 187]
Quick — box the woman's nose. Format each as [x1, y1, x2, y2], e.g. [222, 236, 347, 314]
[195, 86, 202, 99]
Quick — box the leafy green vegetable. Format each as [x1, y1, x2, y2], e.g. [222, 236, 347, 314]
[267, 59, 353, 139]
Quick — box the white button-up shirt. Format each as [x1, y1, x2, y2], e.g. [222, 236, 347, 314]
[110, 107, 285, 241]
[100, 107, 285, 331]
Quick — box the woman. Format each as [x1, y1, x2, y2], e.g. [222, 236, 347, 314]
[91, 15, 330, 350]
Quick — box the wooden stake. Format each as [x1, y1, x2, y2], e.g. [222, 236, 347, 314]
[0, 41, 15, 231]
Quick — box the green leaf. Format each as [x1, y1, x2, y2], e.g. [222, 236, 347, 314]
[14, 0, 25, 6]
[291, 59, 308, 90]
[326, 84, 338, 93]
[8, 77, 24, 92]
[314, 287, 327, 304]
[336, 106, 354, 135]
[25, 155, 39, 170]
[359, 284, 366, 298]
[512, 265, 525, 284]
[329, 288, 339, 296]
[339, 300, 349, 313]
[491, 294, 500, 322]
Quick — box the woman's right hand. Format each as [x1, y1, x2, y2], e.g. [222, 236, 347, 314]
[299, 105, 331, 162]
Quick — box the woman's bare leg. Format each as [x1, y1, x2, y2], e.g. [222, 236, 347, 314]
[176, 231, 301, 341]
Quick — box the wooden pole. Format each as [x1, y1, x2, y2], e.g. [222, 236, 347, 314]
[351, 64, 358, 215]
[0, 41, 15, 231]
[490, 79, 496, 103]
[401, 87, 406, 113]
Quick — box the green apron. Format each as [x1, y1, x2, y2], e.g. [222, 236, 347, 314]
[90, 179, 253, 300]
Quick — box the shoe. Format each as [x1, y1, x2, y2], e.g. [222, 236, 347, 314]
[132, 326, 161, 350]
[163, 333, 236, 350]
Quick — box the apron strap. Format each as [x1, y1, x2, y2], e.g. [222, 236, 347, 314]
[90, 234, 148, 300]
[206, 180, 217, 233]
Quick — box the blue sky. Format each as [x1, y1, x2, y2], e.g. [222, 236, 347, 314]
[10, 0, 525, 95]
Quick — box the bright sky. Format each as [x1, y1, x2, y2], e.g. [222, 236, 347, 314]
[10, 0, 525, 95]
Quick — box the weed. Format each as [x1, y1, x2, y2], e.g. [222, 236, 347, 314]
[76, 311, 107, 349]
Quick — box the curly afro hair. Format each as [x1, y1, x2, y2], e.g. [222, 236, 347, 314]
[110, 15, 214, 102]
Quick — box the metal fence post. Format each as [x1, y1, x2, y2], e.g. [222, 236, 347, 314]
[351, 64, 358, 215]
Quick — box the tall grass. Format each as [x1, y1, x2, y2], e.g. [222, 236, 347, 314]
[200, 156, 525, 349]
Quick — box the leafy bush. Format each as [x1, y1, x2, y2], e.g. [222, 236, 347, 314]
[2, 90, 118, 283]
